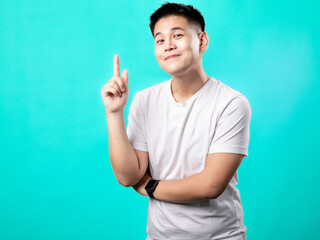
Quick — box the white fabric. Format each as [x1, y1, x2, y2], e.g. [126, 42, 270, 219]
[127, 77, 251, 240]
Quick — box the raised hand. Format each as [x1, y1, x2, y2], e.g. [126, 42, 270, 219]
[101, 55, 129, 114]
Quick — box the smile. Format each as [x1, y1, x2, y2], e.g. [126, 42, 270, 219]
[165, 55, 180, 61]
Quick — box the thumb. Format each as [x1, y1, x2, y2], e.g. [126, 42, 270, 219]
[121, 69, 129, 88]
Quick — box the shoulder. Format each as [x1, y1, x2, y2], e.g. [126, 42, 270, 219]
[137, 80, 169, 96]
[210, 78, 251, 114]
[133, 79, 170, 104]
[211, 78, 247, 99]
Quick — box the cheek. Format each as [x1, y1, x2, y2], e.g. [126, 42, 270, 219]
[155, 49, 167, 67]
[180, 40, 198, 56]
[154, 48, 162, 61]
[188, 37, 200, 54]
[182, 46, 197, 61]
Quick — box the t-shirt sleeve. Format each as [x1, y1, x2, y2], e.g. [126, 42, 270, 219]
[208, 95, 251, 157]
[126, 92, 148, 152]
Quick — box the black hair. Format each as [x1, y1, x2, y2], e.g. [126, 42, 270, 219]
[149, 2, 205, 37]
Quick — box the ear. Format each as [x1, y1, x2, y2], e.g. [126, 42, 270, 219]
[199, 32, 209, 53]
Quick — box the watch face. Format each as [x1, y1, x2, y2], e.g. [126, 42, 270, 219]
[145, 180, 157, 190]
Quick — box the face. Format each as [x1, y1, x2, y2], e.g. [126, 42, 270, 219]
[153, 15, 208, 76]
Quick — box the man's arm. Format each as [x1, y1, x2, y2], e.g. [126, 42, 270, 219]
[106, 113, 149, 187]
[133, 94, 251, 202]
[101, 55, 148, 187]
[133, 152, 244, 203]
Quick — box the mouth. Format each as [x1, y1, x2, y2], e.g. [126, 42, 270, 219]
[165, 54, 180, 61]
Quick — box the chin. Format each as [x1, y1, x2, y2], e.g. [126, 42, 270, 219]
[163, 65, 189, 76]
[165, 69, 187, 77]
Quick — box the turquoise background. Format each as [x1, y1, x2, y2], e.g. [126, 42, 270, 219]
[1, 0, 319, 239]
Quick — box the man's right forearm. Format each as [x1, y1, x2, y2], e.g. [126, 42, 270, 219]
[106, 111, 141, 187]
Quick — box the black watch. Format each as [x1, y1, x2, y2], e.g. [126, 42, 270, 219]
[145, 179, 160, 199]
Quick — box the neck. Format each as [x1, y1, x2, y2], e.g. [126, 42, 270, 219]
[170, 67, 210, 103]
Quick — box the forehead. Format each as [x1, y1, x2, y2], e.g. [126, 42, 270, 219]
[154, 15, 196, 37]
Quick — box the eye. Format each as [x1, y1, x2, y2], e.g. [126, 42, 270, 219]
[156, 39, 164, 44]
[174, 34, 183, 38]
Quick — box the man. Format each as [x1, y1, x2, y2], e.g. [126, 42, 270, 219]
[100, 2, 251, 240]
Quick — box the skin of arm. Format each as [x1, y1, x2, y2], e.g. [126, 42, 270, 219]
[106, 112, 149, 187]
[132, 152, 244, 203]
[102, 55, 149, 188]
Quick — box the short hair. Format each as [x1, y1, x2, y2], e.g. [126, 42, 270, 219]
[149, 2, 205, 37]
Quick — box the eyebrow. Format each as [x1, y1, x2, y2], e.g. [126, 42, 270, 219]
[154, 27, 186, 38]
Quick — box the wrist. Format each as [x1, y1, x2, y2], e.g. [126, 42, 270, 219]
[152, 180, 161, 200]
[145, 179, 160, 199]
[106, 110, 124, 120]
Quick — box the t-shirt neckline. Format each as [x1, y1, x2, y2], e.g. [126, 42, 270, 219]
[167, 77, 213, 107]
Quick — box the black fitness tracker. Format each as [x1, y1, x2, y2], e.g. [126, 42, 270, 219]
[145, 179, 160, 199]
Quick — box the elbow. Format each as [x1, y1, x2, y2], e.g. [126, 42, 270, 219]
[206, 190, 219, 199]
[115, 175, 136, 188]
[118, 180, 132, 188]
[116, 173, 142, 188]
[206, 184, 225, 199]
[207, 191, 223, 199]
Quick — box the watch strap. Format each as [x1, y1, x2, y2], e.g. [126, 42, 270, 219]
[145, 179, 160, 199]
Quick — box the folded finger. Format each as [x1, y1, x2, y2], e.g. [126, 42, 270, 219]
[105, 86, 120, 97]
[114, 75, 126, 92]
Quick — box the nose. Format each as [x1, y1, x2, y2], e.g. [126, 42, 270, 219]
[164, 38, 176, 52]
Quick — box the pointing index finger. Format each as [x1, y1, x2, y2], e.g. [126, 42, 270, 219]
[113, 54, 120, 77]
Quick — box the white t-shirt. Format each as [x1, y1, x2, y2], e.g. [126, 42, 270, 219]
[127, 77, 251, 240]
